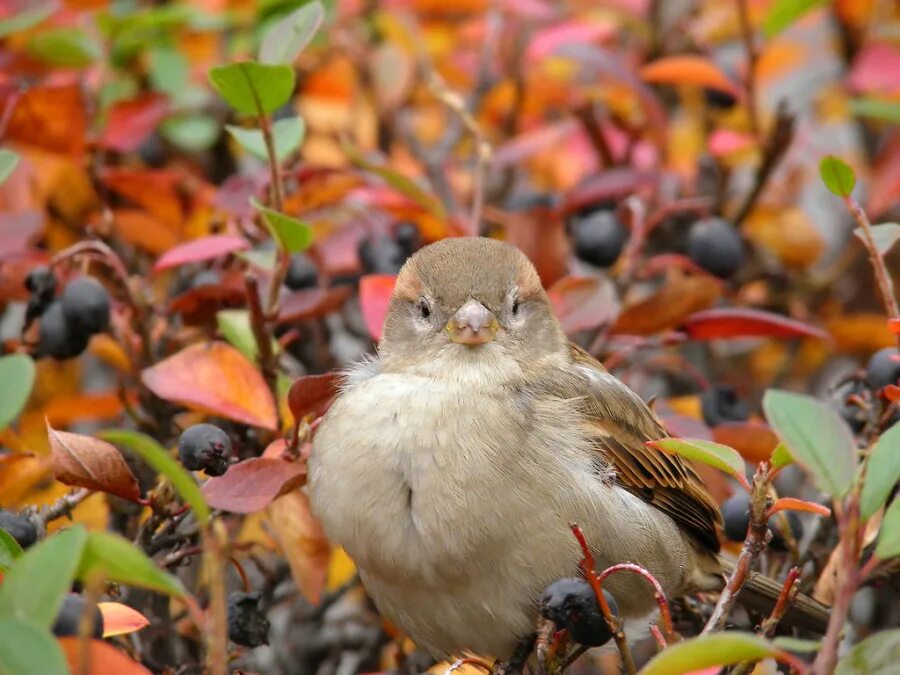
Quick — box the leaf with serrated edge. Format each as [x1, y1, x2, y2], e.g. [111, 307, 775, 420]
[99, 428, 210, 525]
[763, 390, 856, 498]
[47, 423, 142, 502]
[0, 526, 87, 628]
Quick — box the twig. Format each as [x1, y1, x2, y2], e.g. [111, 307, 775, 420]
[446, 657, 493, 674]
[734, 0, 760, 137]
[844, 196, 900, 348]
[203, 522, 229, 675]
[596, 563, 676, 645]
[40, 488, 92, 524]
[574, 102, 615, 168]
[703, 463, 771, 633]
[244, 274, 278, 394]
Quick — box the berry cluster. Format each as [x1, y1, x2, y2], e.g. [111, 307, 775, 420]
[539, 577, 618, 647]
[26, 268, 111, 360]
[227, 591, 270, 648]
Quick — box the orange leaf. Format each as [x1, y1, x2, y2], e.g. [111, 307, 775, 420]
[768, 497, 831, 518]
[112, 209, 179, 255]
[203, 457, 306, 513]
[267, 490, 330, 604]
[101, 168, 184, 225]
[288, 372, 340, 422]
[141, 342, 278, 430]
[548, 276, 619, 334]
[98, 602, 150, 637]
[97, 93, 171, 154]
[640, 56, 739, 95]
[612, 272, 721, 336]
[5, 83, 87, 155]
[889, 319, 900, 335]
[711, 422, 779, 464]
[47, 422, 142, 502]
[59, 638, 152, 675]
[883, 384, 900, 403]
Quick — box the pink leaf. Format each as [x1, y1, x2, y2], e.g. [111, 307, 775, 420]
[849, 43, 900, 95]
[527, 20, 616, 62]
[288, 373, 340, 422]
[547, 276, 619, 334]
[152, 235, 251, 274]
[203, 457, 306, 513]
[359, 274, 396, 341]
[708, 129, 756, 157]
[681, 308, 829, 340]
[97, 93, 171, 153]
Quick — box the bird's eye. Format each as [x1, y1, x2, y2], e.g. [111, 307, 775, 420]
[512, 298, 521, 315]
[418, 299, 431, 319]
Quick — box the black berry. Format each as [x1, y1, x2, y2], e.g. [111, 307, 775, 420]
[571, 210, 628, 268]
[539, 577, 617, 647]
[866, 348, 900, 392]
[24, 266, 58, 323]
[0, 509, 40, 549]
[703, 88, 737, 109]
[359, 235, 409, 275]
[686, 217, 744, 279]
[38, 301, 91, 360]
[769, 510, 803, 552]
[61, 277, 110, 336]
[701, 386, 750, 426]
[284, 253, 318, 291]
[178, 424, 232, 476]
[721, 491, 751, 542]
[52, 594, 104, 639]
[395, 222, 422, 256]
[831, 379, 871, 434]
[227, 591, 270, 648]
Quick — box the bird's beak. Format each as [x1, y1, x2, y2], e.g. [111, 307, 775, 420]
[446, 299, 498, 345]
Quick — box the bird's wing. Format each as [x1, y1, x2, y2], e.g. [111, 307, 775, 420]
[565, 343, 722, 552]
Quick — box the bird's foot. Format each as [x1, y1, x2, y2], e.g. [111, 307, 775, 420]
[492, 635, 536, 675]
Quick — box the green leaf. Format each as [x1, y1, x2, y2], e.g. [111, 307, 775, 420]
[77, 531, 186, 597]
[342, 141, 446, 219]
[27, 28, 101, 67]
[874, 498, 900, 559]
[819, 155, 856, 198]
[0, 617, 68, 675]
[208, 61, 295, 116]
[0, 527, 87, 627]
[762, 390, 856, 498]
[235, 247, 278, 270]
[649, 438, 746, 483]
[860, 424, 900, 520]
[835, 628, 900, 674]
[0, 354, 35, 431]
[148, 46, 189, 97]
[0, 149, 20, 186]
[0, 529, 23, 572]
[161, 115, 221, 152]
[0, 4, 55, 40]
[226, 116, 305, 161]
[259, 0, 325, 65]
[854, 223, 900, 256]
[98, 429, 210, 525]
[640, 632, 780, 675]
[250, 197, 314, 253]
[773, 636, 821, 653]
[770, 442, 794, 470]
[763, 0, 828, 38]
[217, 309, 279, 362]
[850, 98, 900, 124]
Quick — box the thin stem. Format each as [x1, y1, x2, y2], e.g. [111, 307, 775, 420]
[596, 563, 676, 644]
[40, 488, 92, 524]
[845, 196, 900, 347]
[734, 0, 760, 137]
[245, 274, 278, 395]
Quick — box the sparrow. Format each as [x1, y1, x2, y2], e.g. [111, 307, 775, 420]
[308, 237, 826, 661]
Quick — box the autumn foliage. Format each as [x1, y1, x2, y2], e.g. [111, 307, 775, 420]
[0, 0, 899, 674]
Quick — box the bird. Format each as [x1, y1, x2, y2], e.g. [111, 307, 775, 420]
[308, 236, 826, 663]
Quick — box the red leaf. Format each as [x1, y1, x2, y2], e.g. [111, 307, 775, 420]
[97, 93, 171, 153]
[769, 497, 831, 518]
[661, 414, 713, 440]
[152, 235, 251, 274]
[0, 211, 43, 258]
[681, 308, 829, 340]
[5, 82, 87, 155]
[492, 120, 578, 169]
[849, 42, 900, 95]
[288, 373, 341, 422]
[203, 457, 306, 513]
[141, 342, 278, 430]
[547, 276, 619, 334]
[47, 423, 141, 502]
[98, 602, 150, 637]
[359, 274, 396, 341]
[527, 20, 616, 63]
[562, 168, 655, 216]
[889, 319, 900, 335]
[277, 287, 352, 323]
[640, 55, 740, 95]
[711, 421, 779, 464]
[883, 384, 900, 403]
[100, 168, 184, 225]
[59, 638, 152, 675]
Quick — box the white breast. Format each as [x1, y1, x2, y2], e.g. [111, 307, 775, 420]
[308, 370, 692, 659]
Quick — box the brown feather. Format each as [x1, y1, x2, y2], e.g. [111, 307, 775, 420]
[566, 343, 723, 552]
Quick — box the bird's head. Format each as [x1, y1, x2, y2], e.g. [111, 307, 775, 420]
[378, 237, 568, 380]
